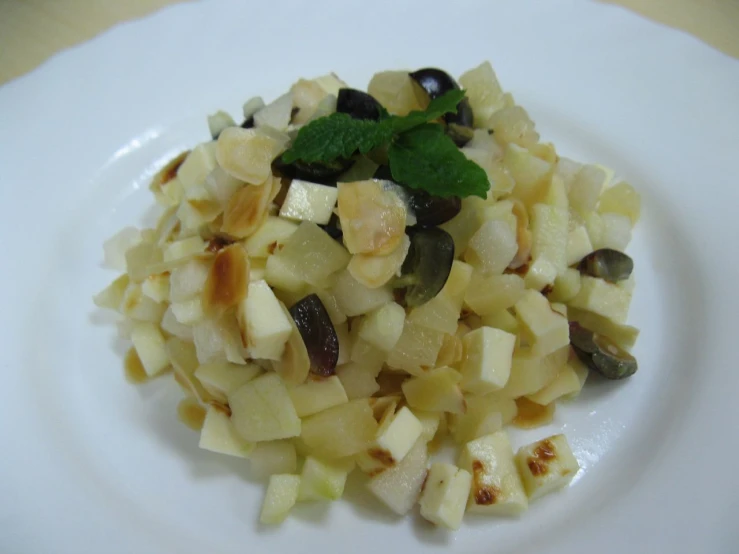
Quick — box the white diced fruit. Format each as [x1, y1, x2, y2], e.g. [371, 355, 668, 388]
[279, 180, 339, 225]
[130, 322, 169, 377]
[238, 280, 292, 360]
[336, 362, 380, 399]
[460, 327, 515, 394]
[178, 143, 217, 190]
[288, 376, 348, 417]
[464, 273, 525, 316]
[530, 203, 568, 275]
[367, 439, 428, 515]
[401, 367, 466, 414]
[244, 216, 298, 258]
[357, 407, 423, 474]
[458, 431, 528, 516]
[386, 323, 445, 376]
[413, 410, 441, 443]
[331, 269, 392, 316]
[250, 441, 297, 479]
[199, 406, 254, 458]
[523, 258, 559, 291]
[298, 456, 353, 501]
[194, 361, 261, 404]
[465, 219, 518, 274]
[419, 463, 473, 530]
[514, 290, 569, 356]
[358, 302, 406, 351]
[514, 434, 579, 501]
[228, 373, 301, 442]
[526, 363, 584, 405]
[566, 225, 594, 266]
[569, 276, 632, 323]
[260, 474, 301, 525]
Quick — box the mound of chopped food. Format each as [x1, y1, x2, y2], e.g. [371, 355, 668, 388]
[94, 61, 641, 530]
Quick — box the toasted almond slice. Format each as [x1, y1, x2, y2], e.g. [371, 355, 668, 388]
[177, 397, 207, 431]
[202, 243, 249, 315]
[337, 180, 406, 255]
[347, 234, 410, 289]
[221, 177, 274, 239]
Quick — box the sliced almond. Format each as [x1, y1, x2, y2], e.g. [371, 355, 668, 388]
[347, 234, 410, 289]
[202, 243, 249, 315]
[221, 176, 274, 239]
[337, 180, 406, 255]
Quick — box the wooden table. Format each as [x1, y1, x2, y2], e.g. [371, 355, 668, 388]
[1, 0, 737, 85]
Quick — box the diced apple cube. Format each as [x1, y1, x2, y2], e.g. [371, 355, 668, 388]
[169, 259, 210, 302]
[407, 293, 460, 335]
[514, 290, 569, 356]
[413, 410, 441, 443]
[440, 260, 473, 310]
[530, 203, 568, 274]
[464, 272, 525, 316]
[597, 212, 632, 251]
[250, 441, 297, 479]
[386, 323, 445, 375]
[238, 280, 292, 360]
[162, 236, 205, 263]
[274, 222, 350, 288]
[170, 297, 204, 325]
[289, 376, 348, 417]
[450, 395, 514, 444]
[569, 164, 606, 215]
[260, 474, 301, 525]
[566, 225, 594, 266]
[569, 276, 632, 323]
[523, 258, 558, 291]
[130, 322, 169, 377]
[500, 347, 566, 398]
[279, 180, 339, 224]
[178, 143, 217, 190]
[264, 254, 305, 292]
[359, 302, 406, 351]
[331, 269, 392, 316]
[336, 362, 380, 400]
[244, 216, 299, 258]
[526, 363, 584, 405]
[141, 273, 170, 303]
[301, 400, 378, 459]
[458, 431, 528, 515]
[367, 439, 428, 515]
[548, 268, 582, 303]
[93, 274, 130, 310]
[460, 327, 516, 394]
[480, 310, 519, 335]
[194, 361, 261, 404]
[199, 406, 254, 458]
[298, 456, 353, 501]
[598, 181, 641, 224]
[254, 92, 293, 131]
[402, 367, 466, 414]
[465, 219, 518, 274]
[229, 373, 301, 442]
[419, 463, 473, 530]
[103, 227, 143, 271]
[357, 407, 423, 474]
[568, 307, 639, 350]
[514, 434, 579, 501]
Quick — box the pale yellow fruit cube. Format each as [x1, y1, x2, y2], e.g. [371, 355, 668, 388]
[460, 327, 516, 394]
[458, 431, 527, 516]
[229, 373, 301, 442]
[514, 434, 579, 501]
[419, 463, 473, 530]
[298, 456, 353, 501]
[288, 376, 348, 418]
[260, 474, 300, 525]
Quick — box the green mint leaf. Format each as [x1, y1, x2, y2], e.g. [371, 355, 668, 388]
[282, 113, 393, 164]
[389, 89, 466, 134]
[388, 124, 489, 199]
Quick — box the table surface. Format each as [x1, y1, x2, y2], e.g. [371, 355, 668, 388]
[1, 0, 738, 86]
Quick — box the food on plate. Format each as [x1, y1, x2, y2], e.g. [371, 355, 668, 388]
[94, 61, 642, 531]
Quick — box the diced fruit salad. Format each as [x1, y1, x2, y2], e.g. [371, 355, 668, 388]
[95, 61, 641, 531]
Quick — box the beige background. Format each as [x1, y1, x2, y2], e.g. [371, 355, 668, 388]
[0, 0, 738, 85]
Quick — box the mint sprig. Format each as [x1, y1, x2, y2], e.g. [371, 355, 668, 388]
[388, 124, 489, 199]
[281, 89, 489, 199]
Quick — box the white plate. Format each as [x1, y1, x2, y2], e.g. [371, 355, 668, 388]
[1, 0, 738, 552]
